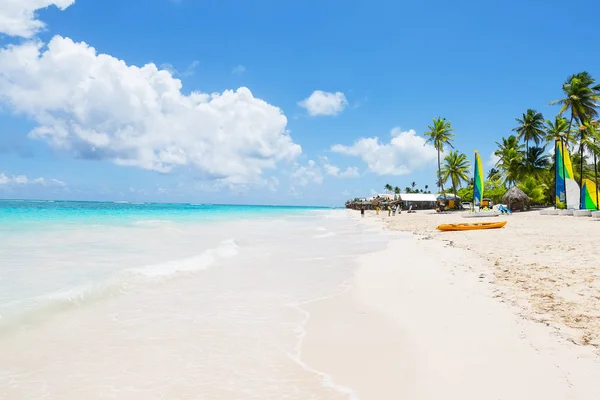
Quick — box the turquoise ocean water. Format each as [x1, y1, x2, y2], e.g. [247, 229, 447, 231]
[0, 199, 330, 230]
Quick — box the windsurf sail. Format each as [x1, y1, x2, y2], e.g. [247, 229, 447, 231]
[473, 151, 484, 207]
[581, 179, 599, 210]
[555, 140, 580, 209]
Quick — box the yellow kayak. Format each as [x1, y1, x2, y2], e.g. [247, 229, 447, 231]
[437, 221, 507, 231]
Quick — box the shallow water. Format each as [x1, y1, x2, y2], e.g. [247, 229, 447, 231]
[0, 202, 390, 399]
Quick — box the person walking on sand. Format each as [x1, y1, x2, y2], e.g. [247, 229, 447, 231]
[387, 205, 391, 216]
[360, 207, 365, 218]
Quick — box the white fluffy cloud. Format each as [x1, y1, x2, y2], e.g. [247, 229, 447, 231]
[291, 160, 323, 186]
[323, 163, 340, 176]
[292, 157, 359, 187]
[323, 163, 359, 178]
[0, 36, 302, 185]
[331, 128, 437, 175]
[338, 166, 360, 178]
[488, 152, 500, 167]
[298, 90, 347, 116]
[0, 173, 66, 187]
[0, 0, 74, 38]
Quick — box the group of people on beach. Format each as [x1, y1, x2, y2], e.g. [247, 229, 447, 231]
[360, 204, 402, 218]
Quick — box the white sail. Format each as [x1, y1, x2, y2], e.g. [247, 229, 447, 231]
[565, 178, 580, 210]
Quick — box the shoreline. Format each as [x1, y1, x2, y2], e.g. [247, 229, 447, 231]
[300, 210, 600, 399]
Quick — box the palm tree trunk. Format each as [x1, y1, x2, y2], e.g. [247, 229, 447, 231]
[566, 113, 574, 145]
[437, 150, 445, 196]
[526, 139, 529, 174]
[453, 183, 457, 209]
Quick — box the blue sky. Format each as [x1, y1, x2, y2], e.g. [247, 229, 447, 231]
[1, 0, 599, 206]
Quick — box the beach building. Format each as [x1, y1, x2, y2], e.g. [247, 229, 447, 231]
[376, 193, 396, 201]
[398, 193, 437, 210]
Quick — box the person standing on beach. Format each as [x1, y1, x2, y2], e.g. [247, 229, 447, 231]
[360, 207, 365, 218]
[387, 205, 391, 216]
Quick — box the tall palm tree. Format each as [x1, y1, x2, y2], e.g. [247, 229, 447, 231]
[440, 151, 471, 200]
[525, 146, 550, 178]
[424, 117, 455, 196]
[384, 184, 393, 194]
[512, 109, 545, 166]
[394, 186, 401, 194]
[495, 145, 524, 188]
[550, 72, 600, 144]
[544, 115, 573, 148]
[494, 135, 523, 156]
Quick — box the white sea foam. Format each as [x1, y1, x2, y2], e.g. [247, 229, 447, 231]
[129, 239, 238, 278]
[0, 239, 240, 330]
[0, 210, 389, 399]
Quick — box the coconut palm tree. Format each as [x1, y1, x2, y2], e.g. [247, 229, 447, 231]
[550, 72, 600, 144]
[440, 151, 471, 200]
[494, 135, 523, 156]
[424, 117, 455, 196]
[495, 146, 524, 188]
[384, 184, 393, 194]
[544, 115, 574, 148]
[525, 146, 550, 179]
[394, 186, 401, 194]
[512, 109, 545, 166]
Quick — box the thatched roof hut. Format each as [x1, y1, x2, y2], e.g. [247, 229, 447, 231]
[502, 186, 529, 211]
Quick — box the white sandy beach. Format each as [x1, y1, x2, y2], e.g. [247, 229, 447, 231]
[301, 210, 600, 399]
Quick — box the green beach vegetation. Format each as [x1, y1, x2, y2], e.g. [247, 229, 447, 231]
[374, 71, 600, 211]
[458, 71, 600, 209]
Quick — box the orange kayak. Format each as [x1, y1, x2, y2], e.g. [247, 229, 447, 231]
[437, 221, 507, 231]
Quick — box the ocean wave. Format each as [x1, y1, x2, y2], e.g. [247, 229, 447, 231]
[0, 239, 239, 332]
[128, 239, 238, 278]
